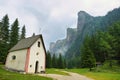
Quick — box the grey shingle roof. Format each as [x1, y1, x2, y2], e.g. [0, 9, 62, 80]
[9, 35, 46, 52]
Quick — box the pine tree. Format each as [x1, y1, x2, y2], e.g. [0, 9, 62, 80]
[58, 53, 64, 69]
[1, 14, 9, 43]
[46, 51, 52, 68]
[109, 22, 120, 65]
[0, 15, 10, 63]
[9, 18, 19, 48]
[63, 58, 66, 68]
[20, 25, 26, 40]
[52, 53, 57, 68]
[80, 35, 96, 71]
[0, 22, 2, 40]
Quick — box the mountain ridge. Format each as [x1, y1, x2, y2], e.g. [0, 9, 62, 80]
[49, 27, 77, 56]
[49, 7, 120, 59]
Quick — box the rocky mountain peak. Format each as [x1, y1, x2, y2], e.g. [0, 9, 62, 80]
[77, 11, 93, 32]
[78, 11, 90, 16]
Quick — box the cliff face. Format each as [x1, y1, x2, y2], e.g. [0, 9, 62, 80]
[65, 7, 120, 59]
[49, 28, 77, 56]
[77, 11, 94, 32]
[49, 11, 95, 56]
[49, 7, 120, 57]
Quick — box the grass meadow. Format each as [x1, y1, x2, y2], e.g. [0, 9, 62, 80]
[0, 65, 52, 80]
[1, 64, 120, 80]
[66, 68, 120, 80]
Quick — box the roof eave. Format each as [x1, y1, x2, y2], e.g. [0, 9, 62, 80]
[9, 47, 29, 52]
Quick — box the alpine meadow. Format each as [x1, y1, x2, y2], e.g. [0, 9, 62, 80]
[0, 1, 120, 80]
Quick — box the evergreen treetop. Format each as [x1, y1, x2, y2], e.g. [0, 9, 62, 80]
[20, 25, 26, 39]
[10, 18, 19, 48]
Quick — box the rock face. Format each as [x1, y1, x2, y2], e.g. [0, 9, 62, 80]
[49, 7, 120, 57]
[65, 7, 120, 60]
[77, 11, 93, 32]
[49, 11, 94, 56]
[49, 28, 77, 56]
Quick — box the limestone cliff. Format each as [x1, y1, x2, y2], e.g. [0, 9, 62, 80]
[49, 28, 77, 56]
[49, 7, 120, 58]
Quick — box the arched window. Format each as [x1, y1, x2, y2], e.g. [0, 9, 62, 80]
[38, 41, 40, 47]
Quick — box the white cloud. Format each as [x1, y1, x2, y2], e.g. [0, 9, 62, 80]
[0, 0, 120, 49]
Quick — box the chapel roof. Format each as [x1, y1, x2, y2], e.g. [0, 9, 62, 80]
[9, 34, 46, 52]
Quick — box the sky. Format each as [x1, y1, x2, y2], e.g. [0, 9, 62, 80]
[0, 0, 120, 49]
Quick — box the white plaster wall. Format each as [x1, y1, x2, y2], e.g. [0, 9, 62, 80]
[5, 49, 27, 71]
[28, 38, 46, 73]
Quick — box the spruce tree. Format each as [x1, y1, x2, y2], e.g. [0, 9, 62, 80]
[92, 32, 111, 63]
[0, 22, 2, 40]
[20, 25, 26, 40]
[58, 53, 64, 69]
[1, 14, 9, 43]
[109, 22, 120, 65]
[80, 35, 96, 71]
[10, 18, 19, 48]
[63, 58, 66, 68]
[0, 15, 10, 63]
[46, 51, 52, 68]
[52, 53, 57, 68]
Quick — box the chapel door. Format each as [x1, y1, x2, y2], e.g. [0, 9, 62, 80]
[35, 61, 39, 73]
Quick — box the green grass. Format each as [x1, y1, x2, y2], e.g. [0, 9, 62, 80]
[0, 65, 52, 80]
[46, 68, 69, 75]
[66, 68, 120, 80]
[2, 63, 119, 80]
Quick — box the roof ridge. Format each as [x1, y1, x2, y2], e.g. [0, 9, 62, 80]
[9, 34, 42, 52]
[22, 34, 41, 40]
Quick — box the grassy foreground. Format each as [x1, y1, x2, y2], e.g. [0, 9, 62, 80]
[66, 68, 120, 80]
[46, 68, 69, 75]
[0, 65, 52, 80]
[1, 64, 120, 80]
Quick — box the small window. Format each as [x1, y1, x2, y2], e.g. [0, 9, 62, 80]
[38, 41, 40, 47]
[12, 55, 16, 60]
[30, 65, 32, 67]
[36, 52, 39, 55]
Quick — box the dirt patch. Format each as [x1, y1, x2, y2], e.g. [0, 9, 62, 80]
[38, 71, 93, 80]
